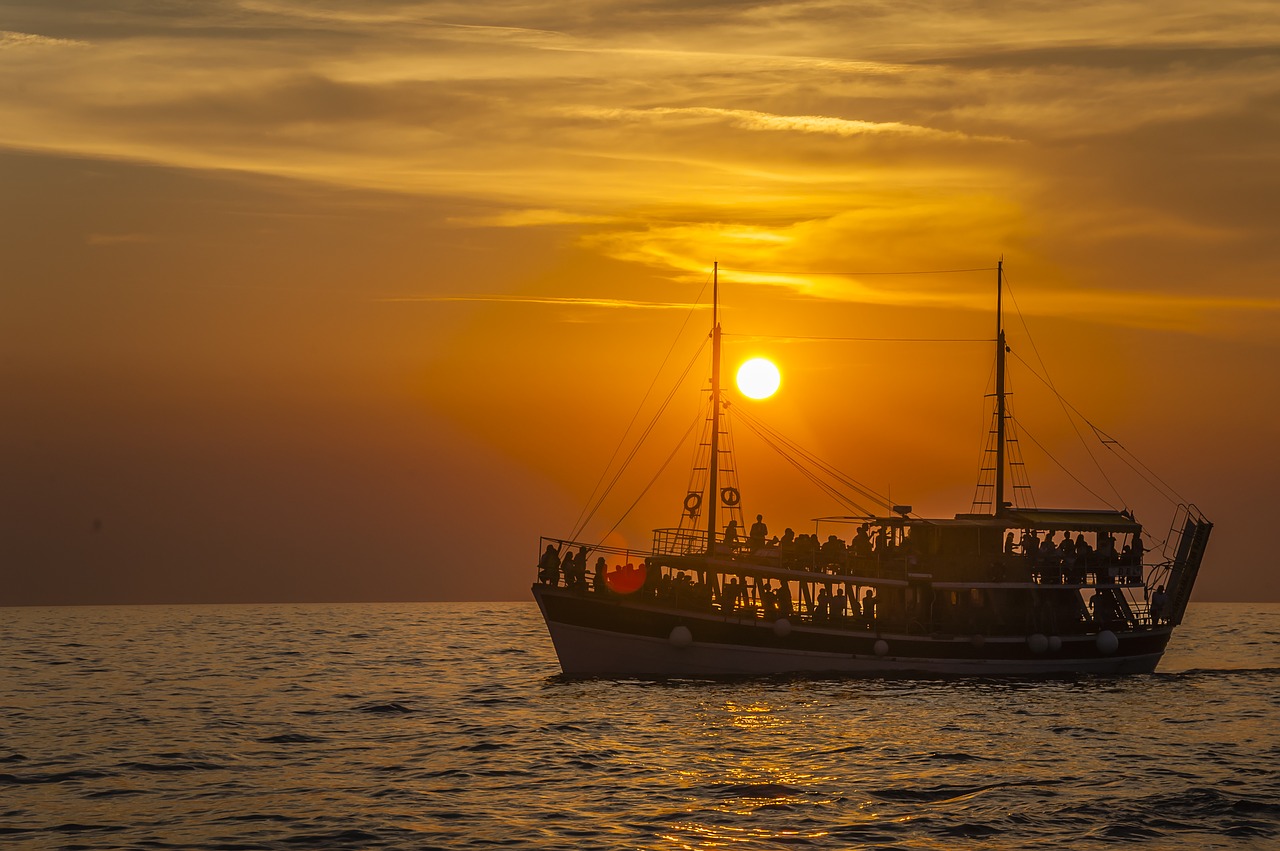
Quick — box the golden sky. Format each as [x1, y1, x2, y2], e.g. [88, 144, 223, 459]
[2, 1, 1278, 602]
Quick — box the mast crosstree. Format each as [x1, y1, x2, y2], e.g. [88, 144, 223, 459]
[675, 262, 742, 555]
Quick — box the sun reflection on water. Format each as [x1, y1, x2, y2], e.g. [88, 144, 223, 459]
[2, 604, 1274, 850]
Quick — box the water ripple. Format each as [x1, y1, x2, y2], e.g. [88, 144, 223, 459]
[0, 601, 1275, 850]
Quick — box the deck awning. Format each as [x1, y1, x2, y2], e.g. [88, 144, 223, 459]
[823, 508, 1143, 533]
[971, 508, 1142, 533]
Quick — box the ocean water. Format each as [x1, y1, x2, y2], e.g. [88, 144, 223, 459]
[2, 602, 1277, 850]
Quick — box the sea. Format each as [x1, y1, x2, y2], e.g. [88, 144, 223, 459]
[2, 602, 1277, 850]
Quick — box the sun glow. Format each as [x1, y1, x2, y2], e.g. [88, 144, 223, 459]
[736, 357, 781, 399]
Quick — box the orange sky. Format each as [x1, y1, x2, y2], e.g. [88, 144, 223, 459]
[2, 2, 1278, 604]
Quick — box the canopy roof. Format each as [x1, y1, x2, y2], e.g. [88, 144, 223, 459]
[819, 508, 1142, 533]
[955, 508, 1141, 533]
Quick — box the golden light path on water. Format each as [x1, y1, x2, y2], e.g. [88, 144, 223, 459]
[0, 603, 1276, 848]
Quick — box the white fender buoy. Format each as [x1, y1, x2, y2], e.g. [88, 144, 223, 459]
[970, 634, 985, 648]
[1096, 630, 1119, 655]
[772, 618, 792, 638]
[1048, 635, 1063, 653]
[1027, 633, 1049, 654]
[669, 625, 693, 648]
[874, 639, 889, 657]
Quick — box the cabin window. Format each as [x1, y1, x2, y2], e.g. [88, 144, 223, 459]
[914, 527, 940, 555]
[979, 527, 1001, 556]
[939, 527, 981, 556]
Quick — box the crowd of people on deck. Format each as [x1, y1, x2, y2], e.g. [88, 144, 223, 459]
[536, 513, 1158, 628]
[811, 585, 877, 625]
[723, 515, 910, 576]
[724, 514, 1148, 586]
[640, 569, 880, 628]
[1008, 528, 1146, 584]
[536, 535, 884, 629]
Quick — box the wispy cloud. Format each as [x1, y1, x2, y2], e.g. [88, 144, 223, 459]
[452, 209, 624, 228]
[566, 106, 1010, 142]
[0, 30, 86, 49]
[376, 294, 706, 309]
[0, 1, 1274, 336]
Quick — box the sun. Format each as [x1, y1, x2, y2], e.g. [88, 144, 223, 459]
[736, 357, 781, 399]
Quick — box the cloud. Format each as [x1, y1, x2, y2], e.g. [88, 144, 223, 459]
[0, 30, 86, 49]
[0, 0, 1275, 339]
[918, 43, 1280, 73]
[565, 106, 1010, 142]
[375, 294, 706, 309]
[452, 209, 623, 227]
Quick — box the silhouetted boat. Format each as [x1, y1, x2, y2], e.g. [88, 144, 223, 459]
[532, 262, 1211, 675]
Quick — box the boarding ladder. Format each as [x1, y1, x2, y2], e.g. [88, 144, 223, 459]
[1163, 505, 1213, 626]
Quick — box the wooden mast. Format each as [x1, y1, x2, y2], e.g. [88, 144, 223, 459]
[994, 258, 1007, 516]
[707, 262, 722, 553]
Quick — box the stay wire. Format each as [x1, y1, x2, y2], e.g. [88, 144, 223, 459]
[569, 272, 712, 540]
[1003, 272, 1127, 507]
[572, 337, 708, 541]
[736, 413, 876, 516]
[594, 409, 704, 550]
[723, 333, 989, 343]
[1086, 425, 1188, 507]
[1008, 348, 1187, 507]
[731, 402, 887, 513]
[721, 267, 997, 276]
[1012, 416, 1117, 510]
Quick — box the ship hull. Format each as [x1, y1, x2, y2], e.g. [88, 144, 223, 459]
[533, 585, 1170, 677]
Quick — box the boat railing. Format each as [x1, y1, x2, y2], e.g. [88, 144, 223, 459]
[536, 534, 1168, 635]
[652, 527, 709, 557]
[657, 534, 1145, 582]
[545, 533, 1147, 588]
[535, 548, 1170, 636]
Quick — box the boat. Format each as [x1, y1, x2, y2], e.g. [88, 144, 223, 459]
[531, 262, 1212, 676]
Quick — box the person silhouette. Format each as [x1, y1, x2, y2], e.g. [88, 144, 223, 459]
[748, 514, 768, 550]
[1151, 584, 1168, 623]
[538, 544, 561, 585]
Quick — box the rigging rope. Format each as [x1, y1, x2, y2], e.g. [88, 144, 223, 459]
[1008, 348, 1189, 507]
[739, 418, 879, 516]
[571, 337, 708, 541]
[568, 272, 712, 539]
[593, 410, 703, 550]
[722, 333, 989, 343]
[731, 402, 887, 516]
[1012, 416, 1118, 510]
[1001, 373, 1038, 510]
[721, 267, 998, 276]
[970, 354, 1000, 512]
[1088, 425, 1188, 507]
[1004, 272, 1127, 507]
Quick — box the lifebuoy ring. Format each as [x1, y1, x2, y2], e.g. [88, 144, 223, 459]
[721, 487, 741, 507]
[684, 492, 702, 514]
